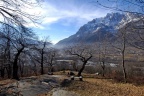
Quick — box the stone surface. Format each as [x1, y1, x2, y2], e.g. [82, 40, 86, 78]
[0, 75, 66, 96]
[52, 90, 79, 96]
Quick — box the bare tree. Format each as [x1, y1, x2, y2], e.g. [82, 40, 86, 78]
[29, 53, 39, 76]
[126, 19, 144, 50]
[0, 0, 43, 79]
[0, 24, 35, 80]
[65, 44, 93, 76]
[95, 0, 144, 14]
[98, 36, 109, 77]
[0, 0, 41, 27]
[0, 24, 13, 78]
[46, 48, 57, 74]
[11, 25, 35, 80]
[112, 24, 130, 82]
[32, 37, 51, 75]
[18, 53, 31, 77]
[72, 61, 78, 71]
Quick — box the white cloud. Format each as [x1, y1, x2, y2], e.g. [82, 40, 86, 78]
[31, 0, 111, 28]
[42, 17, 61, 24]
[0, 0, 110, 30]
[21, 0, 111, 44]
[21, 0, 111, 29]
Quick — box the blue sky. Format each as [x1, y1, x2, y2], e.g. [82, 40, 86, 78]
[30, 0, 143, 44]
[31, 0, 111, 44]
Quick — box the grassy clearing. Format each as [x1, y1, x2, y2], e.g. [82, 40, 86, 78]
[63, 78, 144, 96]
[1, 72, 144, 96]
[41, 77, 144, 96]
[40, 72, 144, 96]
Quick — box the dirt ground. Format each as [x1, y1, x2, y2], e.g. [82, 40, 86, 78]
[1, 73, 144, 96]
[63, 78, 144, 96]
[40, 72, 144, 96]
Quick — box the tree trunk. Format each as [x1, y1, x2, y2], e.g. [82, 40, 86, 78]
[6, 65, 11, 78]
[1, 68, 5, 78]
[8, 64, 11, 78]
[13, 47, 24, 80]
[13, 58, 19, 80]
[73, 62, 78, 71]
[77, 61, 87, 76]
[102, 62, 105, 77]
[50, 66, 53, 72]
[19, 60, 24, 77]
[122, 50, 127, 83]
[40, 50, 44, 75]
[122, 35, 127, 83]
[77, 55, 92, 76]
[34, 65, 37, 76]
[48, 66, 53, 75]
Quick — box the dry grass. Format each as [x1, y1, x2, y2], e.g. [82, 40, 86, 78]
[40, 77, 144, 96]
[1, 72, 144, 96]
[40, 72, 144, 96]
[0, 79, 16, 86]
[63, 78, 144, 96]
[52, 72, 144, 96]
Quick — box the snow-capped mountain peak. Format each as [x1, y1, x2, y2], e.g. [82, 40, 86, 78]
[57, 12, 143, 45]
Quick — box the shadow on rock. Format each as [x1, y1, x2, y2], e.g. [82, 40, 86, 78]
[0, 93, 6, 96]
[60, 79, 72, 87]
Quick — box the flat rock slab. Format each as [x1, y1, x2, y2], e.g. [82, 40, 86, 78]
[52, 90, 79, 96]
[0, 75, 66, 96]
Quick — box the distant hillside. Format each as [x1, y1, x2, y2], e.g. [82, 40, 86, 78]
[57, 12, 141, 46]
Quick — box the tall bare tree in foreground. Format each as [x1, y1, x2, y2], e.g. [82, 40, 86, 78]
[112, 24, 130, 82]
[0, 23, 35, 80]
[12, 25, 35, 80]
[0, 0, 47, 80]
[0, 24, 13, 78]
[65, 44, 93, 76]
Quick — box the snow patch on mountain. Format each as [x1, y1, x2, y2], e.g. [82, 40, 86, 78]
[92, 27, 101, 33]
[57, 12, 143, 45]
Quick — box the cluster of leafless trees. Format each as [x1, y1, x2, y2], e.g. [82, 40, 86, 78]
[98, 0, 144, 82]
[64, 20, 144, 82]
[0, 25, 58, 80]
[0, 0, 59, 80]
[65, 1, 144, 83]
[0, 27, 58, 80]
[64, 0, 144, 82]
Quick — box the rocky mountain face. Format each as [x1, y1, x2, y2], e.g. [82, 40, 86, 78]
[57, 12, 141, 46]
